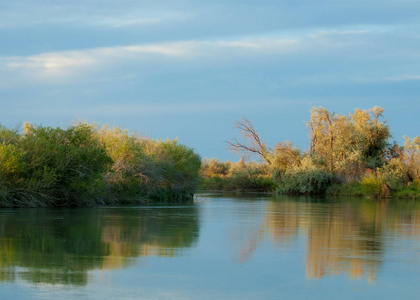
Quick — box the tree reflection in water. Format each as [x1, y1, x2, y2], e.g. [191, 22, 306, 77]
[264, 197, 420, 281]
[225, 195, 420, 282]
[0, 206, 199, 285]
[1, 196, 420, 286]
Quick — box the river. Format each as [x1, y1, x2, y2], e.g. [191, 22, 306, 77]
[0, 193, 419, 299]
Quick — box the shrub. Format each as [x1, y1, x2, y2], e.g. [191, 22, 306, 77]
[97, 127, 202, 203]
[0, 123, 203, 207]
[359, 173, 383, 197]
[20, 123, 112, 206]
[199, 176, 227, 191]
[380, 158, 409, 190]
[199, 159, 275, 192]
[94, 126, 149, 202]
[327, 181, 364, 197]
[276, 157, 333, 194]
[276, 169, 333, 194]
[142, 139, 202, 201]
[200, 158, 231, 177]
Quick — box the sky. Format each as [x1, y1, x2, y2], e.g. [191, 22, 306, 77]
[1, 0, 419, 160]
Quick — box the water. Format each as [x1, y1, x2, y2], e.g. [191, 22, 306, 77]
[1, 193, 420, 299]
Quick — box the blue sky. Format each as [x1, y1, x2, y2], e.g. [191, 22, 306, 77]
[1, 0, 419, 160]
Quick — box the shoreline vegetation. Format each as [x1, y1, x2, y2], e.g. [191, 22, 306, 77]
[1, 106, 419, 207]
[200, 106, 420, 200]
[0, 123, 201, 207]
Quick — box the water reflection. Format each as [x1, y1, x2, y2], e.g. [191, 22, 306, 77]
[2, 195, 420, 288]
[263, 197, 420, 281]
[0, 206, 199, 285]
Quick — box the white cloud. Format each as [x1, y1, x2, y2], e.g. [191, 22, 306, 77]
[1, 36, 300, 82]
[2, 27, 411, 87]
[6, 53, 96, 75]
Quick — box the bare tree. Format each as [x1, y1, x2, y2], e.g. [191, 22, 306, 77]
[226, 118, 272, 165]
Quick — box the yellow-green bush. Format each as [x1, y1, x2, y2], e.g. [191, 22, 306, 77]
[199, 159, 275, 192]
[359, 173, 383, 198]
[0, 123, 202, 207]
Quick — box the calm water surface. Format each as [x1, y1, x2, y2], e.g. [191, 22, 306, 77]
[1, 193, 420, 299]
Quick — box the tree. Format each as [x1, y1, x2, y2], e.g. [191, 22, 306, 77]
[226, 118, 272, 165]
[272, 141, 301, 172]
[350, 107, 390, 168]
[308, 107, 338, 172]
[307, 106, 390, 175]
[403, 136, 420, 180]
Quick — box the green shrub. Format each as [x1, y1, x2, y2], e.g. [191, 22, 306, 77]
[0, 123, 202, 207]
[0, 123, 113, 206]
[143, 139, 202, 201]
[276, 157, 333, 194]
[327, 181, 364, 197]
[276, 168, 333, 194]
[359, 173, 383, 197]
[18, 123, 112, 206]
[199, 176, 227, 191]
[96, 127, 202, 203]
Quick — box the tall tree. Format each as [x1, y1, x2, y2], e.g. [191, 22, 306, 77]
[308, 106, 390, 174]
[308, 107, 337, 172]
[226, 118, 272, 165]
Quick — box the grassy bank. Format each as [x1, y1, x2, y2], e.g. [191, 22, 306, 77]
[0, 123, 201, 207]
[328, 179, 420, 199]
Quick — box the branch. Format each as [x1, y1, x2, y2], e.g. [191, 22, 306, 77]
[226, 118, 272, 165]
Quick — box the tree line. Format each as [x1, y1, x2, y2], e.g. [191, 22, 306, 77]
[201, 106, 420, 198]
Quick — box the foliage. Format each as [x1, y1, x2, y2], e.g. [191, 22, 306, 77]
[0, 123, 112, 206]
[271, 141, 301, 172]
[403, 136, 420, 181]
[393, 180, 420, 199]
[141, 139, 202, 201]
[359, 173, 385, 198]
[307, 106, 390, 176]
[200, 158, 231, 177]
[327, 181, 364, 197]
[199, 159, 275, 192]
[0, 123, 202, 207]
[275, 157, 333, 194]
[380, 157, 409, 190]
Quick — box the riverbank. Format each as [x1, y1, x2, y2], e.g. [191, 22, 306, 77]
[0, 123, 201, 207]
[200, 106, 420, 201]
[199, 178, 420, 200]
[199, 159, 420, 200]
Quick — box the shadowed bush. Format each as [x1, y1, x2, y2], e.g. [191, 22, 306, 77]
[275, 157, 333, 194]
[142, 139, 202, 201]
[276, 169, 333, 194]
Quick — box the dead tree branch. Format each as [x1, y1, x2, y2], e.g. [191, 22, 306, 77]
[226, 118, 272, 165]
